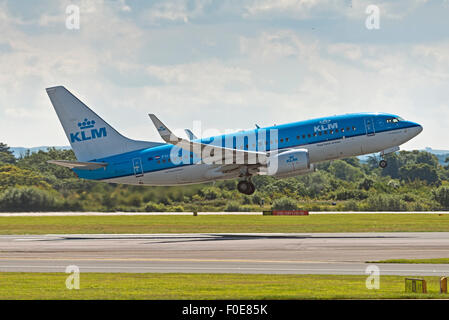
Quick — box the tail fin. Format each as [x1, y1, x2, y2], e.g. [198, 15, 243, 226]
[46, 86, 164, 161]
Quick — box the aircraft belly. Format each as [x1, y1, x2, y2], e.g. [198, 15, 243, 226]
[175, 165, 212, 184]
[102, 164, 225, 186]
[360, 130, 405, 154]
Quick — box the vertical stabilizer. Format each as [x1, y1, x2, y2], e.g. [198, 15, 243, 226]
[46, 86, 164, 161]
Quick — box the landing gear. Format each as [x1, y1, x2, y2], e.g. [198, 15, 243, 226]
[237, 180, 255, 195]
[379, 159, 388, 169]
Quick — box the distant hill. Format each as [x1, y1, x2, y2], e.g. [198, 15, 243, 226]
[358, 147, 449, 165]
[422, 147, 449, 155]
[10, 146, 71, 158]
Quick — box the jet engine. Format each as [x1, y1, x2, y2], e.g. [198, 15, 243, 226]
[265, 149, 314, 178]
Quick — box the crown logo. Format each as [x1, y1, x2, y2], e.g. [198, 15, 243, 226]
[78, 118, 96, 130]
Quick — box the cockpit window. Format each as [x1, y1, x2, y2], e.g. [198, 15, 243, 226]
[387, 117, 403, 124]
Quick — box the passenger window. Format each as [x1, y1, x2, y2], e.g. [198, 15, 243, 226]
[296, 135, 300, 140]
[157, 160, 160, 164]
[335, 129, 339, 133]
[352, 126, 356, 131]
[302, 134, 306, 139]
[286, 137, 289, 142]
[346, 127, 350, 131]
[324, 131, 327, 135]
[313, 133, 317, 137]
[280, 139, 284, 143]
[307, 134, 311, 138]
[341, 128, 345, 133]
[318, 132, 322, 136]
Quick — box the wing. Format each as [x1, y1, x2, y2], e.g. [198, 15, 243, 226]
[149, 114, 268, 165]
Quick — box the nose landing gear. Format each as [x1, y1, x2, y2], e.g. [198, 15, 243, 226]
[378, 146, 399, 169]
[237, 180, 255, 195]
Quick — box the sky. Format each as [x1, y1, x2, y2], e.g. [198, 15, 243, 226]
[0, 0, 448, 150]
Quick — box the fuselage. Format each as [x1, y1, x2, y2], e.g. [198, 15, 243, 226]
[74, 112, 422, 185]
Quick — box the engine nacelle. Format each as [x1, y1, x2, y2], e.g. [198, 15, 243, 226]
[266, 149, 312, 177]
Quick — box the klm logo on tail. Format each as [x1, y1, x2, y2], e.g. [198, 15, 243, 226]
[70, 118, 107, 143]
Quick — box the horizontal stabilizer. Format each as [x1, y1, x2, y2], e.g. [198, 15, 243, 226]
[47, 160, 108, 170]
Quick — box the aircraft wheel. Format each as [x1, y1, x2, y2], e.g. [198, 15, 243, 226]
[379, 160, 388, 169]
[246, 182, 256, 195]
[237, 181, 255, 195]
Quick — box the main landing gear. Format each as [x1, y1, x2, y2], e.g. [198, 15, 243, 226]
[237, 180, 255, 195]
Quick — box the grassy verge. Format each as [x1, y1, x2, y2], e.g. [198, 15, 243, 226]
[0, 273, 446, 299]
[369, 258, 449, 264]
[1, 214, 449, 234]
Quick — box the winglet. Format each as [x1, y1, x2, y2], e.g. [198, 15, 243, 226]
[149, 114, 181, 144]
[185, 129, 198, 140]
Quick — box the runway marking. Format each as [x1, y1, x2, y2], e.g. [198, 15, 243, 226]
[0, 257, 330, 264]
[0, 266, 367, 272]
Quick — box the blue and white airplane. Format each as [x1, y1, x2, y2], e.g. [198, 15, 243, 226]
[46, 86, 423, 195]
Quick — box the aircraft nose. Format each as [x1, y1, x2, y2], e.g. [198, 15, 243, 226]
[417, 125, 423, 134]
[408, 121, 423, 136]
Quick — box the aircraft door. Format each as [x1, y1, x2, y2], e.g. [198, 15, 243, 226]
[364, 118, 375, 136]
[132, 158, 144, 178]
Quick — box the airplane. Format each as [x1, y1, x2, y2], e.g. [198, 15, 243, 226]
[46, 86, 423, 195]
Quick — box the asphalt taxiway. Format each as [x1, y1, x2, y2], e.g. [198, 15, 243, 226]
[1, 232, 449, 275]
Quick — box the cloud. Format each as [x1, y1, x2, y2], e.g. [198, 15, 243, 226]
[327, 43, 362, 60]
[0, 0, 147, 146]
[245, 0, 333, 18]
[0, 0, 448, 151]
[243, 0, 433, 21]
[140, 0, 213, 25]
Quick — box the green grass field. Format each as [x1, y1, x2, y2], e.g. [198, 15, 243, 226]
[0, 273, 445, 299]
[0, 214, 449, 234]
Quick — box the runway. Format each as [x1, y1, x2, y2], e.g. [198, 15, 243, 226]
[1, 232, 449, 275]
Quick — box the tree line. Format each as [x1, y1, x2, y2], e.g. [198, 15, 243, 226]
[1, 142, 449, 212]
